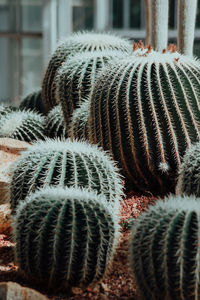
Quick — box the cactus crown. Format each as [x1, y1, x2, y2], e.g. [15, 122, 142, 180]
[13, 186, 119, 290]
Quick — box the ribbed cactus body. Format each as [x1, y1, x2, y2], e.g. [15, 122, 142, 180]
[129, 195, 200, 300]
[0, 110, 46, 142]
[89, 48, 200, 194]
[42, 31, 132, 113]
[19, 89, 45, 115]
[0, 104, 16, 117]
[176, 141, 200, 197]
[69, 99, 89, 141]
[10, 139, 123, 213]
[46, 105, 67, 139]
[13, 186, 119, 290]
[56, 50, 126, 129]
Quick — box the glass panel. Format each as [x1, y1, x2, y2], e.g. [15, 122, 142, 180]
[0, 38, 18, 103]
[73, 5, 94, 31]
[130, 0, 141, 28]
[169, 0, 176, 29]
[21, 0, 42, 32]
[196, 0, 200, 28]
[113, 0, 123, 29]
[21, 38, 43, 98]
[194, 40, 200, 58]
[0, 0, 17, 31]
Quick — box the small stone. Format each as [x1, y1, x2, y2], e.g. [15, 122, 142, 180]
[0, 204, 11, 234]
[0, 138, 30, 154]
[0, 282, 48, 300]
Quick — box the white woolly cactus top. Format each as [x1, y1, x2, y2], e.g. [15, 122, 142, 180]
[57, 31, 132, 52]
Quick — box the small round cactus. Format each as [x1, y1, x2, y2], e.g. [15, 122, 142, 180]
[42, 31, 132, 113]
[89, 44, 200, 194]
[19, 89, 45, 115]
[129, 194, 200, 300]
[46, 105, 67, 139]
[176, 141, 200, 197]
[69, 99, 89, 141]
[0, 104, 16, 117]
[13, 186, 119, 290]
[56, 50, 127, 129]
[0, 110, 46, 142]
[10, 139, 123, 213]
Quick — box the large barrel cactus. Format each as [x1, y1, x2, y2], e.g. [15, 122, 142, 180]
[10, 139, 123, 213]
[69, 99, 90, 141]
[56, 50, 126, 129]
[0, 110, 46, 142]
[176, 141, 200, 197]
[89, 46, 200, 194]
[19, 89, 45, 115]
[13, 186, 119, 290]
[42, 31, 132, 113]
[46, 105, 67, 139]
[129, 194, 200, 300]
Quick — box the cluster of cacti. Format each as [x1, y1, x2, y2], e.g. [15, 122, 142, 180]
[42, 31, 132, 113]
[0, 110, 46, 142]
[13, 186, 119, 290]
[129, 194, 200, 300]
[89, 44, 200, 194]
[45, 105, 67, 139]
[69, 99, 90, 141]
[19, 89, 45, 115]
[176, 141, 200, 197]
[10, 139, 123, 213]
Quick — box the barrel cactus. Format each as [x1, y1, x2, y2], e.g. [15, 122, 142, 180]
[0, 104, 16, 117]
[42, 31, 132, 113]
[56, 50, 127, 129]
[10, 139, 123, 213]
[69, 99, 90, 141]
[12, 186, 119, 290]
[46, 105, 67, 139]
[129, 194, 200, 300]
[0, 110, 46, 142]
[89, 44, 200, 194]
[19, 89, 45, 115]
[176, 141, 200, 197]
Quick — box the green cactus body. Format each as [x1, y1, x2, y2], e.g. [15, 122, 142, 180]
[176, 141, 200, 197]
[89, 47, 200, 194]
[10, 139, 123, 213]
[13, 186, 119, 290]
[46, 105, 67, 139]
[42, 31, 132, 113]
[0, 110, 46, 142]
[129, 195, 200, 300]
[19, 89, 45, 115]
[0, 104, 16, 117]
[69, 99, 89, 141]
[56, 50, 127, 129]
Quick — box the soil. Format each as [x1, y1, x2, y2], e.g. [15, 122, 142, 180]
[0, 193, 157, 299]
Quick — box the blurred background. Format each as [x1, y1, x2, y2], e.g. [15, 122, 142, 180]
[0, 0, 200, 105]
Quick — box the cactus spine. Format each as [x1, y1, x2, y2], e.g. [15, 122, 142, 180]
[10, 139, 123, 213]
[129, 195, 200, 300]
[89, 46, 200, 194]
[13, 186, 119, 290]
[46, 105, 67, 139]
[19, 89, 45, 115]
[42, 31, 132, 113]
[56, 50, 126, 129]
[0, 110, 46, 142]
[177, 0, 198, 57]
[176, 141, 200, 197]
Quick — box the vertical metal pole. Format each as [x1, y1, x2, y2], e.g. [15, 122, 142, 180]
[16, 0, 22, 103]
[58, 0, 72, 39]
[95, 0, 109, 31]
[123, 0, 130, 29]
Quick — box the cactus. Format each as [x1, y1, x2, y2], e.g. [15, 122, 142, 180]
[10, 139, 123, 213]
[69, 99, 90, 141]
[176, 141, 200, 197]
[46, 105, 67, 139]
[0, 110, 46, 142]
[19, 89, 46, 115]
[89, 44, 200, 195]
[42, 31, 132, 113]
[56, 50, 127, 129]
[129, 194, 200, 300]
[12, 186, 119, 290]
[0, 104, 16, 117]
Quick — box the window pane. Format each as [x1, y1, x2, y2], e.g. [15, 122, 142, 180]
[21, 0, 42, 32]
[21, 38, 43, 97]
[130, 0, 141, 29]
[196, 0, 200, 28]
[0, 38, 18, 103]
[0, 0, 17, 31]
[194, 40, 200, 58]
[73, 5, 94, 31]
[113, 0, 123, 28]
